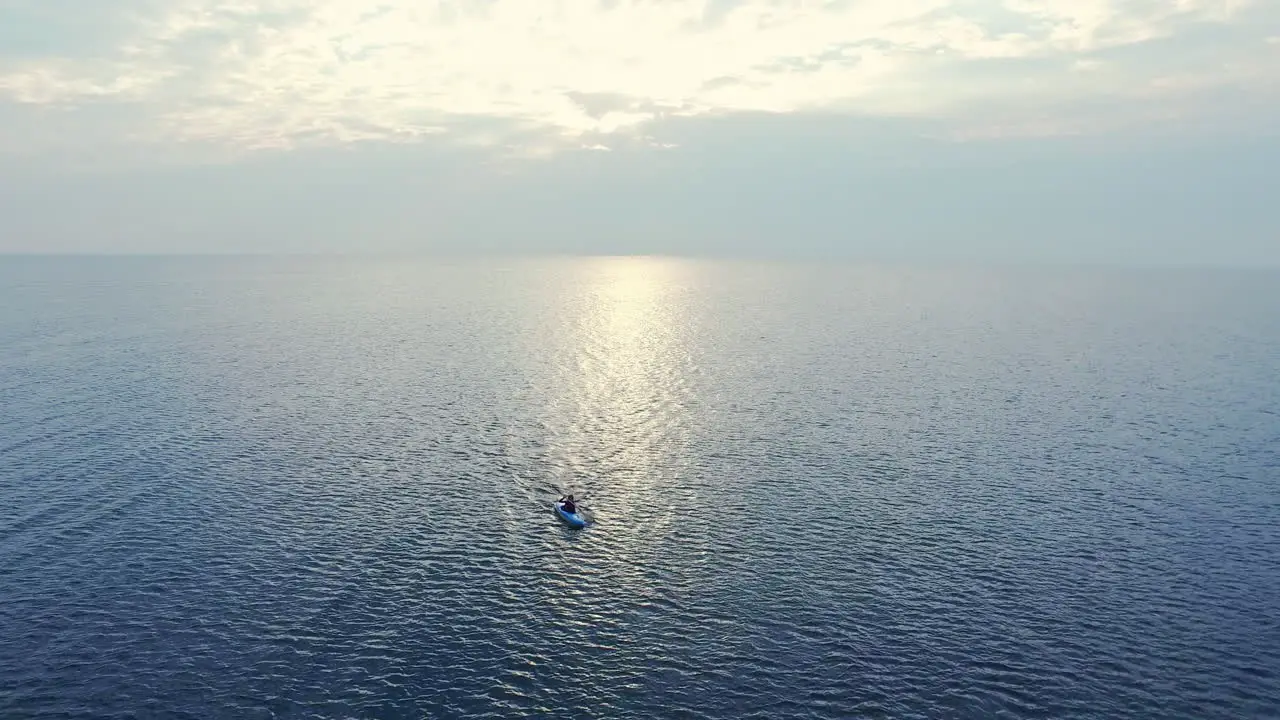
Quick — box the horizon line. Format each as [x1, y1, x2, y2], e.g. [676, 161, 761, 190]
[2, 251, 1278, 271]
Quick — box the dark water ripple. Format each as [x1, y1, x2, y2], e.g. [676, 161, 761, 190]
[1, 258, 1278, 718]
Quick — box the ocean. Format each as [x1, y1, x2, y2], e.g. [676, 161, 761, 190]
[2, 256, 1278, 719]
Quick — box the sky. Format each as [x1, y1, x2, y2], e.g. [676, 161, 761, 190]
[0, 0, 1277, 263]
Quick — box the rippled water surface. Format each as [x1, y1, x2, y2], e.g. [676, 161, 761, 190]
[2, 257, 1278, 719]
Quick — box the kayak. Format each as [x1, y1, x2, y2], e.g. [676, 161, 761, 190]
[554, 501, 587, 528]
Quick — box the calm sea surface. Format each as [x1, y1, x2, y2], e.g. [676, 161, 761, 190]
[1, 256, 1278, 719]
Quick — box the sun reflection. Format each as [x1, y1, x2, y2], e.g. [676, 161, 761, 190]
[529, 255, 715, 626]
[545, 256, 697, 525]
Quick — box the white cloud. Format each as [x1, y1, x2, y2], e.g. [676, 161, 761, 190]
[0, 59, 171, 104]
[0, 0, 1274, 155]
[1005, 0, 1256, 51]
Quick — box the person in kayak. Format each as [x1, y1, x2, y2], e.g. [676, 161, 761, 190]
[560, 495, 577, 513]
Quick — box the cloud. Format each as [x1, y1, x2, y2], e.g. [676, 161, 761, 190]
[0, 0, 1275, 157]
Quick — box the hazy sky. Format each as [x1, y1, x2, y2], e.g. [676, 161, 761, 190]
[1, 0, 1277, 262]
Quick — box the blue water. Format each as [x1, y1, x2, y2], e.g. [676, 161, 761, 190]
[2, 256, 1278, 719]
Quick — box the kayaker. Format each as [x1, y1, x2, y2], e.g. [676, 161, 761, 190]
[560, 495, 577, 513]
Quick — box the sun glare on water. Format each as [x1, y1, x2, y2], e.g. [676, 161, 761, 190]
[546, 257, 698, 522]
